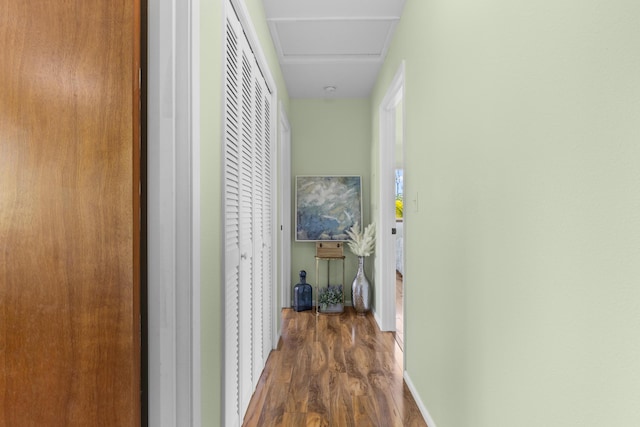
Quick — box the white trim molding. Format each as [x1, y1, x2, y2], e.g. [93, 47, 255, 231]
[147, 0, 201, 425]
[404, 371, 438, 427]
[278, 102, 292, 311]
[189, 0, 202, 424]
[377, 61, 405, 332]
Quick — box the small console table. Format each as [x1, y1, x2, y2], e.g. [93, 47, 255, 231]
[314, 242, 345, 315]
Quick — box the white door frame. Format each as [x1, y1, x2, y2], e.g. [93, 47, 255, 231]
[147, 0, 201, 425]
[378, 61, 405, 332]
[279, 103, 292, 311]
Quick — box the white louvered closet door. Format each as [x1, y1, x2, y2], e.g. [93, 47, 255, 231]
[251, 70, 275, 382]
[238, 45, 256, 418]
[224, 9, 242, 427]
[252, 72, 265, 385]
[224, 1, 275, 425]
[261, 93, 274, 361]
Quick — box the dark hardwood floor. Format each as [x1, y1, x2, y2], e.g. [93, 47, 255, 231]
[242, 307, 427, 427]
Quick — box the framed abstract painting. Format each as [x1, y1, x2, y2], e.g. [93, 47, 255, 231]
[295, 175, 362, 241]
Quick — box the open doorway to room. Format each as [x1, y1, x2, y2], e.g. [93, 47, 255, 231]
[395, 166, 404, 350]
[378, 62, 405, 353]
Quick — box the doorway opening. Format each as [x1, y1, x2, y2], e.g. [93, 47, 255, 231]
[378, 62, 405, 352]
[394, 167, 404, 350]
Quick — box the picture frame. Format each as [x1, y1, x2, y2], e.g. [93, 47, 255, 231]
[295, 175, 362, 241]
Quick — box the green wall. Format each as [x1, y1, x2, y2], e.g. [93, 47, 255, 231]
[289, 98, 373, 304]
[199, 1, 222, 424]
[371, 0, 640, 426]
[199, 0, 289, 425]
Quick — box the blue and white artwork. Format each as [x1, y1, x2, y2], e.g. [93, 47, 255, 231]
[295, 176, 362, 241]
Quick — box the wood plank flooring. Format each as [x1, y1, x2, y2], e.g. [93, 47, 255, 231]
[243, 307, 428, 427]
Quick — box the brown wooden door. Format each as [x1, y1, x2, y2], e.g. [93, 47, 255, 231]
[0, 1, 141, 425]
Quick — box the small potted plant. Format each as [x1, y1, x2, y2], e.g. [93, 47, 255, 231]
[318, 284, 343, 313]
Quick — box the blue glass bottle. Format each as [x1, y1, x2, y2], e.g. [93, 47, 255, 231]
[293, 270, 312, 312]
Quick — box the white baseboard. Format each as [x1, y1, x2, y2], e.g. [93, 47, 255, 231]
[372, 307, 382, 329]
[404, 371, 438, 427]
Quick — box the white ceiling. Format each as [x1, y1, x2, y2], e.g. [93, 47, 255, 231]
[262, 0, 406, 98]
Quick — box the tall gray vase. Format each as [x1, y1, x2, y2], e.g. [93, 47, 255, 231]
[352, 256, 371, 315]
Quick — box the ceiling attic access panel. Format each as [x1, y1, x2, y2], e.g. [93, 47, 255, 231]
[263, 0, 406, 98]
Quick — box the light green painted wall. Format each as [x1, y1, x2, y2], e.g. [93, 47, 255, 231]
[289, 98, 373, 304]
[372, 0, 640, 426]
[199, 1, 223, 425]
[199, 1, 289, 425]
